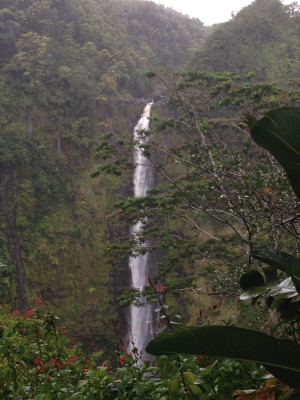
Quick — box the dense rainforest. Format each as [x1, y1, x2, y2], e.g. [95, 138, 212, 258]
[0, 0, 206, 347]
[1, 0, 300, 398]
[191, 0, 300, 81]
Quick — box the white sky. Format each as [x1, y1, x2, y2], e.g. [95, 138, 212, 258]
[151, 0, 298, 25]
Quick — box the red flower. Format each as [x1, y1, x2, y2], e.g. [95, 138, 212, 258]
[25, 309, 34, 318]
[101, 361, 112, 370]
[156, 284, 168, 293]
[48, 359, 63, 369]
[33, 358, 46, 371]
[34, 358, 43, 366]
[55, 361, 63, 369]
[34, 297, 43, 307]
[11, 309, 21, 315]
[90, 341, 95, 346]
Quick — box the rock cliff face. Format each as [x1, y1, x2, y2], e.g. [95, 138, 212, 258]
[8, 101, 144, 350]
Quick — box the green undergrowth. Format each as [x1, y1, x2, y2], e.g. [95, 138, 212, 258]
[0, 304, 294, 399]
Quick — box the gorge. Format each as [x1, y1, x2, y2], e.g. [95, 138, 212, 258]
[0, 0, 299, 355]
[1, 0, 300, 397]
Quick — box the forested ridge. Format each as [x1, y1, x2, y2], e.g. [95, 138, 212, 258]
[0, 0, 206, 346]
[191, 0, 300, 81]
[1, 0, 300, 398]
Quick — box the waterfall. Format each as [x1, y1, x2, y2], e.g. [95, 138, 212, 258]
[129, 102, 156, 358]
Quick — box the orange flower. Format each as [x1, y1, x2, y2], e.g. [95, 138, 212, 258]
[118, 355, 126, 364]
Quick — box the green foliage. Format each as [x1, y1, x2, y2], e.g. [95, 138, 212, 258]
[239, 269, 266, 291]
[0, 306, 268, 399]
[249, 107, 300, 200]
[143, 71, 157, 79]
[250, 250, 300, 289]
[0, 263, 12, 301]
[191, 0, 300, 82]
[101, 72, 300, 333]
[1, 0, 300, 392]
[146, 107, 300, 391]
[147, 325, 300, 388]
[0, 0, 207, 342]
[0, 305, 103, 399]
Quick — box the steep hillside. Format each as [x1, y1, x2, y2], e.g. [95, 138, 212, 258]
[0, 0, 206, 348]
[2, 0, 300, 352]
[189, 0, 300, 81]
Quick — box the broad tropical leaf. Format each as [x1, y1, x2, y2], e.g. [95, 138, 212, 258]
[239, 267, 279, 301]
[239, 269, 265, 290]
[146, 325, 300, 389]
[250, 250, 300, 277]
[251, 249, 300, 293]
[239, 277, 298, 301]
[261, 265, 278, 286]
[267, 277, 298, 298]
[249, 107, 300, 199]
[239, 286, 268, 301]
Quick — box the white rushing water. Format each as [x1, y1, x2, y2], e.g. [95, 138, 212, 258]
[129, 102, 156, 358]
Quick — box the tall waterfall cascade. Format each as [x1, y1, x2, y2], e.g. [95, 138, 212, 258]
[129, 102, 156, 357]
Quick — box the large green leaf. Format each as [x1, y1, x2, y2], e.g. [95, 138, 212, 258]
[267, 277, 298, 298]
[239, 269, 265, 290]
[249, 107, 300, 200]
[146, 325, 300, 389]
[251, 249, 300, 293]
[250, 250, 300, 278]
[239, 286, 269, 301]
[239, 267, 279, 301]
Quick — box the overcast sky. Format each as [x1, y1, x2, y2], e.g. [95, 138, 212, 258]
[151, 0, 299, 25]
